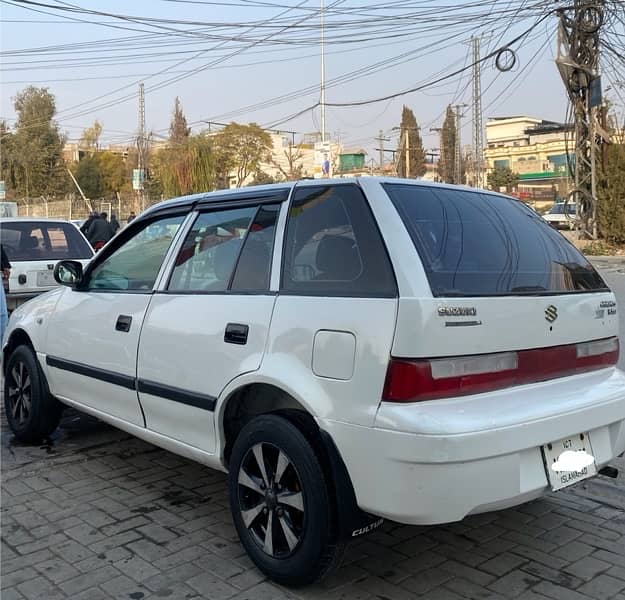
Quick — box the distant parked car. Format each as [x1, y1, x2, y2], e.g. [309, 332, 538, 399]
[543, 202, 578, 229]
[0, 217, 94, 311]
[70, 219, 86, 229]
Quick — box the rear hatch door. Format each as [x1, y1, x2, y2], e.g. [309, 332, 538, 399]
[382, 183, 617, 359]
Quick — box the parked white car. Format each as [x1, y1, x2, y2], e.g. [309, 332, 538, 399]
[542, 201, 578, 229]
[0, 217, 94, 311]
[3, 179, 624, 586]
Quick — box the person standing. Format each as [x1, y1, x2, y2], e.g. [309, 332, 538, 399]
[1, 244, 11, 342]
[86, 213, 114, 250]
[80, 211, 98, 237]
[127, 211, 136, 224]
[110, 213, 120, 234]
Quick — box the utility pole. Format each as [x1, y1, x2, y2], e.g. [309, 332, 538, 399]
[135, 82, 147, 213]
[454, 104, 467, 184]
[375, 130, 390, 169]
[431, 127, 443, 182]
[556, 0, 605, 238]
[471, 36, 484, 188]
[320, 0, 326, 143]
[375, 148, 399, 175]
[393, 125, 419, 178]
[405, 128, 411, 178]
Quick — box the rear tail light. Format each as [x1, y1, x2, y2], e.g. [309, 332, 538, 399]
[383, 336, 619, 403]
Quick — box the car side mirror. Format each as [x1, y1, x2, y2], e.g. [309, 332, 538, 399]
[54, 260, 83, 288]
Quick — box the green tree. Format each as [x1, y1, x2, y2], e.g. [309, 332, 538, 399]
[487, 166, 519, 192]
[12, 86, 68, 198]
[150, 134, 215, 197]
[597, 142, 625, 244]
[169, 97, 190, 144]
[396, 105, 426, 178]
[0, 121, 19, 196]
[74, 154, 104, 198]
[80, 120, 103, 150]
[213, 123, 272, 187]
[97, 151, 128, 195]
[438, 105, 456, 184]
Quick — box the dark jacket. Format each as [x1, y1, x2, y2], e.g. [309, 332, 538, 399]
[86, 217, 114, 245]
[80, 215, 97, 236]
[110, 215, 120, 234]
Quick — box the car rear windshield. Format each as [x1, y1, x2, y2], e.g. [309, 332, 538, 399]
[0, 221, 93, 261]
[384, 184, 607, 297]
[550, 203, 576, 215]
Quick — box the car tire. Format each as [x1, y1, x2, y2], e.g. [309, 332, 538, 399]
[4, 345, 63, 443]
[228, 414, 344, 587]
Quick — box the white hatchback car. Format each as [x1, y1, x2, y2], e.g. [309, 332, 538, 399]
[0, 217, 94, 311]
[542, 201, 578, 229]
[3, 179, 624, 586]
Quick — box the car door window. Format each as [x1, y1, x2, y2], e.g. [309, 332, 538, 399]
[231, 204, 280, 292]
[282, 185, 397, 297]
[88, 215, 185, 291]
[168, 207, 257, 292]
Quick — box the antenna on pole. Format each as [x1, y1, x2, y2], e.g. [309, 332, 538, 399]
[320, 0, 326, 143]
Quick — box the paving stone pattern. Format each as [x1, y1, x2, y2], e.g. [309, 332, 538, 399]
[2, 409, 624, 600]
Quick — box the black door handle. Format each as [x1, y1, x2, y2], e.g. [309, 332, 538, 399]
[116, 315, 132, 332]
[224, 323, 249, 345]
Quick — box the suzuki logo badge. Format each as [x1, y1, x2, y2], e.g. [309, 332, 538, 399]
[545, 305, 558, 323]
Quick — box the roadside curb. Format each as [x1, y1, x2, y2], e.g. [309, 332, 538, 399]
[587, 255, 625, 265]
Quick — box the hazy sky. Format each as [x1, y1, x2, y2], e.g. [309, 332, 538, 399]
[1, 1, 622, 158]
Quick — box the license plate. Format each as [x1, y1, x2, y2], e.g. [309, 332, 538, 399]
[542, 433, 596, 491]
[37, 270, 55, 287]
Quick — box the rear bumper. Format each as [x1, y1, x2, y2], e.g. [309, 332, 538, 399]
[319, 368, 625, 525]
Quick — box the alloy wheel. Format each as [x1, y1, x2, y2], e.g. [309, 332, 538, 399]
[7, 360, 32, 427]
[237, 442, 305, 558]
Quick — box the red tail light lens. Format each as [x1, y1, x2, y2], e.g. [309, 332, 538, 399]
[383, 337, 619, 403]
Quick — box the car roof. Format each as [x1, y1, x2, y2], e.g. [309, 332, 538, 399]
[0, 217, 76, 224]
[140, 177, 514, 220]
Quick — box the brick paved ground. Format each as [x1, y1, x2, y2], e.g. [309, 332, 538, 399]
[2, 409, 624, 600]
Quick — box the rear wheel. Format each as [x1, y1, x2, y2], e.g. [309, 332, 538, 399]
[228, 414, 343, 586]
[4, 345, 63, 443]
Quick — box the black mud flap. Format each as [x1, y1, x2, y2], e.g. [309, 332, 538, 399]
[318, 429, 384, 541]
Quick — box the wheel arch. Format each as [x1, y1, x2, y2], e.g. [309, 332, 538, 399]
[219, 379, 383, 541]
[2, 328, 35, 376]
[219, 381, 312, 467]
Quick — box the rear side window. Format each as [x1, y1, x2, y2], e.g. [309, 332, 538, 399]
[282, 184, 396, 297]
[169, 207, 256, 293]
[0, 221, 93, 261]
[231, 204, 280, 292]
[168, 204, 279, 293]
[385, 184, 607, 296]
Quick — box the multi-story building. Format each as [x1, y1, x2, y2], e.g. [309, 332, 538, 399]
[483, 116, 574, 202]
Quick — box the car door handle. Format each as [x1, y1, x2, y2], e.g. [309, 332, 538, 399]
[224, 323, 249, 345]
[116, 315, 132, 333]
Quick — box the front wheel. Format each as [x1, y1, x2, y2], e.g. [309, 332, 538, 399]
[228, 414, 343, 586]
[4, 345, 63, 443]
